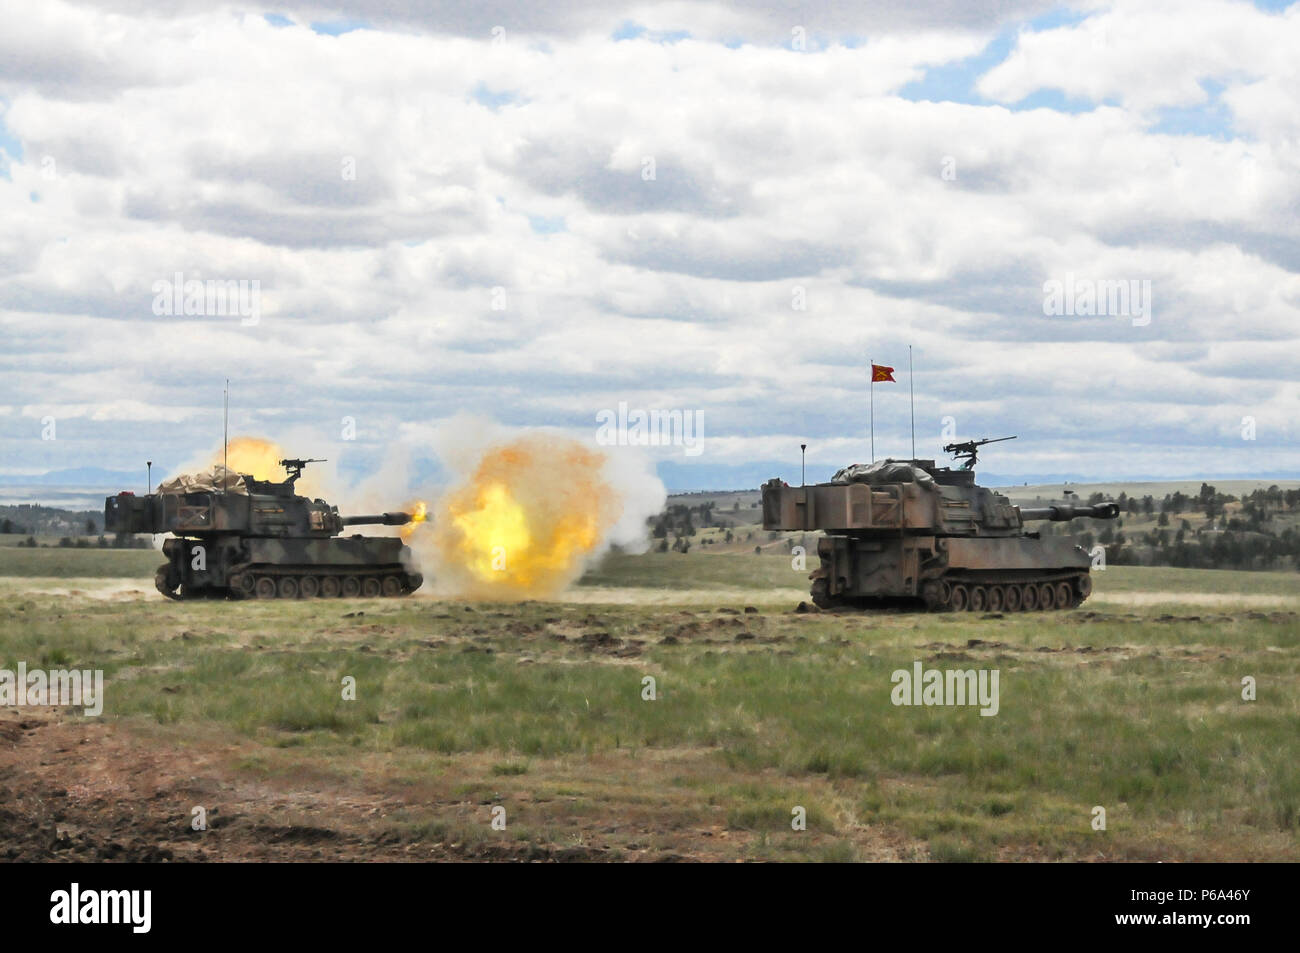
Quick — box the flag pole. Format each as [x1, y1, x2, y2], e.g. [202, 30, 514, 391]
[869, 358, 875, 463]
[909, 345, 915, 460]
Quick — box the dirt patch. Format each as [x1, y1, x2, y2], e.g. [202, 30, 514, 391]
[0, 710, 640, 862]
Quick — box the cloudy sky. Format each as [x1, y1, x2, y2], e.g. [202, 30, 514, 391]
[1, 0, 1297, 494]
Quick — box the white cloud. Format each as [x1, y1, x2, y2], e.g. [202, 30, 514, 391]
[0, 0, 1297, 488]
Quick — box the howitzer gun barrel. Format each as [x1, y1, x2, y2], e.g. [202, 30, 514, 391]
[1017, 502, 1120, 522]
[341, 512, 412, 526]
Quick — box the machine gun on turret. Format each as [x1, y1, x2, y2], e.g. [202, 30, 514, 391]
[942, 435, 1016, 470]
[279, 458, 326, 486]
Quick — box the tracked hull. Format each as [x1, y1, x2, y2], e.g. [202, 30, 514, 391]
[154, 535, 423, 600]
[809, 533, 1094, 612]
[811, 565, 1092, 612]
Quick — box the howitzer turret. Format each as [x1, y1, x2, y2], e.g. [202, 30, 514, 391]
[761, 439, 1118, 612]
[105, 458, 425, 600]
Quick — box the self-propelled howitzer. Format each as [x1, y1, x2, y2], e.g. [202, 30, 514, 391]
[105, 458, 424, 600]
[761, 443, 1118, 612]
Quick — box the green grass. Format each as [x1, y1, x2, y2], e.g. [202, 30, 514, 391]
[1089, 564, 1299, 597]
[2, 557, 1298, 861]
[0, 544, 160, 577]
[577, 551, 803, 590]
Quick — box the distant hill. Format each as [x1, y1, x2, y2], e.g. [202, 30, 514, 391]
[0, 503, 103, 537]
[996, 479, 1300, 503]
[0, 467, 141, 486]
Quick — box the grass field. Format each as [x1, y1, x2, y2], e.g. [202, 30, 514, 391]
[0, 549, 1297, 861]
[0, 542, 161, 577]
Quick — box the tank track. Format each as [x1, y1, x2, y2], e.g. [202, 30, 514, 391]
[919, 571, 1091, 612]
[155, 562, 422, 600]
[811, 571, 1093, 612]
[228, 564, 423, 600]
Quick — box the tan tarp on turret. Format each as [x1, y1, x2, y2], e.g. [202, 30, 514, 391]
[157, 464, 248, 495]
[832, 459, 934, 486]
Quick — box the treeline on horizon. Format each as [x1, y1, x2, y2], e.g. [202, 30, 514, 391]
[1042, 483, 1300, 572]
[653, 485, 1300, 572]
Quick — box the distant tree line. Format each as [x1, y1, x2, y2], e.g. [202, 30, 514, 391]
[1051, 484, 1300, 572]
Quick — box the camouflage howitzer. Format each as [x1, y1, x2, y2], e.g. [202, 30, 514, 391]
[105, 458, 424, 600]
[761, 437, 1119, 612]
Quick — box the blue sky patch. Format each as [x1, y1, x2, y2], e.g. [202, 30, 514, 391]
[471, 84, 522, 110]
[612, 21, 690, 43]
[1150, 79, 1236, 139]
[528, 215, 566, 234]
[897, 9, 1096, 107]
[898, 27, 1017, 106]
[900, 8, 1226, 131]
[1006, 88, 1114, 114]
[263, 13, 293, 28]
[0, 110, 20, 181]
[310, 19, 369, 37]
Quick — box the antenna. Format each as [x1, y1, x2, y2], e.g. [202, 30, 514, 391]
[223, 379, 229, 481]
[908, 345, 915, 460]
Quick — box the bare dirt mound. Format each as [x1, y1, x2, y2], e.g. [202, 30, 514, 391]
[0, 711, 603, 862]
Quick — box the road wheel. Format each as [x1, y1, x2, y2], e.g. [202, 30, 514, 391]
[1077, 574, 1093, 602]
[255, 576, 277, 599]
[1021, 584, 1038, 611]
[950, 584, 969, 612]
[299, 576, 320, 598]
[320, 576, 341, 598]
[382, 575, 402, 597]
[921, 580, 946, 611]
[1055, 581, 1073, 610]
[341, 576, 361, 598]
[278, 577, 299, 599]
[810, 577, 835, 609]
[987, 586, 1005, 612]
[1004, 584, 1022, 612]
[234, 572, 256, 597]
[1037, 582, 1055, 610]
[970, 586, 988, 612]
[361, 577, 382, 598]
[155, 564, 182, 600]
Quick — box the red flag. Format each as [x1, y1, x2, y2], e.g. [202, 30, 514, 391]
[871, 363, 895, 382]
